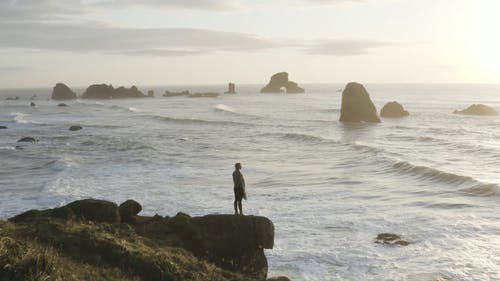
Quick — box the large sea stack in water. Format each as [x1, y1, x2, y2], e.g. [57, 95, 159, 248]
[339, 82, 381, 123]
[380, 101, 409, 118]
[51, 83, 77, 100]
[261, 72, 305, 94]
[453, 104, 499, 116]
[82, 84, 146, 99]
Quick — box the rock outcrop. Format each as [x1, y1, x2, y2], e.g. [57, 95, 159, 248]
[375, 233, 410, 246]
[339, 82, 381, 123]
[261, 72, 305, 94]
[453, 104, 499, 116]
[163, 90, 190, 97]
[51, 83, 77, 100]
[225, 82, 236, 94]
[82, 84, 146, 99]
[58, 103, 68, 107]
[0, 126, 7, 129]
[380, 101, 409, 118]
[30, 102, 36, 107]
[147, 90, 154, 97]
[8, 198, 277, 281]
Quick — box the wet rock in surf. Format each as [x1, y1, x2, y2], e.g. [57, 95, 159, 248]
[17, 137, 38, 143]
[57, 103, 68, 107]
[30, 102, 36, 107]
[119, 199, 142, 223]
[380, 101, 409, 118]
[261, 72, 305, 94]
[0, 126, 7, 129]
[339, 82, 381, 123]
[453, 104, 498, 116]
[69, 125, 82, 131]
[375, 233, 409, 246]
[225, 82, 236, 94]
[267, 277, 291, 281]
[51, 83, 77, 100]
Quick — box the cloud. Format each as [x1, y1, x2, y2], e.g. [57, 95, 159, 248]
[306, 39, 396, 55]
[0, 22, 283, 56]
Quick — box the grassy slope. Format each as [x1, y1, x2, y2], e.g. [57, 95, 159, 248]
[0, 219, 254, 281]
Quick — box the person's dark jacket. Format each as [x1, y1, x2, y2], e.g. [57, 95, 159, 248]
[233, 169, 245, 190]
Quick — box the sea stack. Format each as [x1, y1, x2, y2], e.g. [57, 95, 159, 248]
[380, 101, 409, 118]
[225, 82, 236, 94]
[82, 84, 146, 99]
[339, 82, 381, 123]
[453, 104, 499, 116]
[261, 72, 305, 94]
[51, 83, 77, 100]
[147, 90, 154, 97]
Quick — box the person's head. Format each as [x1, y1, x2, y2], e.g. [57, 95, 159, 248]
[235, 163, 242, 170]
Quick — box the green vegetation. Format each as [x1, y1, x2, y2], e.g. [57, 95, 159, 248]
[0, 219, 253, 281]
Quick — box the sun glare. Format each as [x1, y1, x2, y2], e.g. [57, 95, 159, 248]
[474, 0, 500, 80]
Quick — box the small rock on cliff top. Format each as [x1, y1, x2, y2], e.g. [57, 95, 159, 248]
[261, 72, 305, 94]
[380, 101, 409, 118]
[339, 82, 381, 123]
[51, 83, 77, 100]
[453, 104, 499, 116]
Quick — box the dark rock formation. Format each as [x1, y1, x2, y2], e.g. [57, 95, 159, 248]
[10, 199, 120, 223]
[17, 137, 38, 143]
[0, 126, 7, 129]
[267, 277, 291, 281]
[69, 125, 82, 131]
[136, 213, 274, 280]
[225, 82, 236, 94]
[118, 199, 142, 223]
[163, 90, 190, 97]
[51, 83, 77, 100]
[375, 233, 409, 246]
[147, 90, 154, 97]
[30, 102, 36, 107]
[57, 103, 68, 107]
[6, 96, 19, 100]
[82, 84, 146, 99]
[339, 82, 381, 123]
[453, 104, 499, 116]
[8, 198, 275, 280]
[380, 101, 409, 118]
[261, 72, 305, 94]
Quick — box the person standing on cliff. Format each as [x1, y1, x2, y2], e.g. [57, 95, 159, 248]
[233, 162, 246, 215]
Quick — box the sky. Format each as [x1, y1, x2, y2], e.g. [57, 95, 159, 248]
[1, 0, 500, 88]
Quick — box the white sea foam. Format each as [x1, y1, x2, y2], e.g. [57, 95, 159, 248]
[214, 104, 235, 113]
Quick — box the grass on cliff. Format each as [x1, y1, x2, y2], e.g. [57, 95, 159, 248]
[0, 219, 253, 281]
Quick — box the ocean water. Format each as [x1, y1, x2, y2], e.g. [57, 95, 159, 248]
[1, 84, 500, 281]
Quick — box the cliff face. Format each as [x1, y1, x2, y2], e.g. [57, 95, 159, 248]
[5, 199, 276, 281]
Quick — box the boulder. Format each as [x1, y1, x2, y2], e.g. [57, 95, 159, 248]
[57, 103, 68, 107]
[0, 126, 7, 129]
[225, 82, 236, 94]
[380, 101, 409, 118]
[69, 125, 82, 131]
[64, 199, 120, 223]
[6, 96, 19, 100]
[17, 137, 38, 143]
[51, 83, 77, 100]
[9, 199, 120, 223]
[339, 82, 381, 123]
[135, 214, 274, 280]
[30, 102, 36, 107]
[118, 200, 142, 223]
[261, 72, 305, 94]
[453, 104, 498, 116]
[375, 233, 409, 246]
